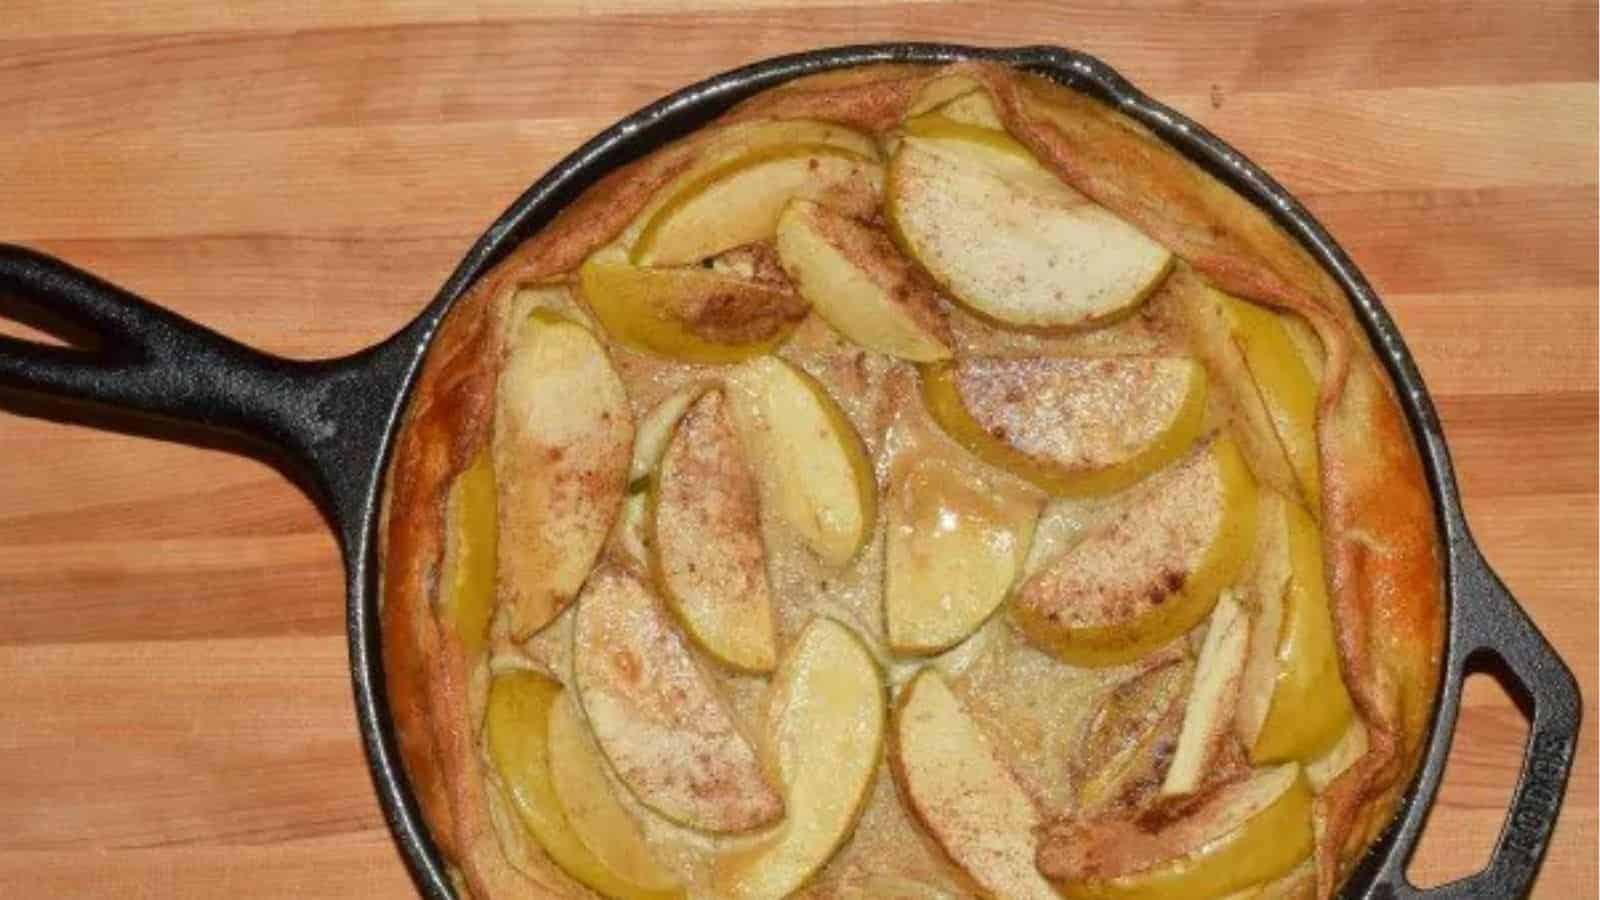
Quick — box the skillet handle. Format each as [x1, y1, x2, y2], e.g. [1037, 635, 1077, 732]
[1361, 537, 1581, 899]
[0, 243, 414, 552]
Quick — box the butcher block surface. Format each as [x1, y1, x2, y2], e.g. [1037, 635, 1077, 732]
[0, 1, 1594, 896]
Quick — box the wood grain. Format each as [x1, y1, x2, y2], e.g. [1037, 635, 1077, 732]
[0, 1, 1593, 896]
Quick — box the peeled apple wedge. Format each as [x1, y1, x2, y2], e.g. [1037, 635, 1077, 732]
[725, 356, 877, 567]
[1161, 590, 1251, 797]
[921, 355, 1207, 497]
[1041, 764, 1315, 900]
[629, 121, 883, 267]
[715, 618, 885, 899]
[650, 389, 778, 673]
[775, 199, 953, 362]
[1235, 493, 1355, 764]
[494, 310, 633, 639]
[886, 117, 1172, 329]
[578, 248, 809, 364]
[1011, 435, 1259, 667]
[572, 566, 783, 833]
[436, 449, 496, 655]
[891, 669, 1060, 900]
[484, 670, 684, 900]
[885, 454, 1042, 655]
[1219, 290, 1323, 511]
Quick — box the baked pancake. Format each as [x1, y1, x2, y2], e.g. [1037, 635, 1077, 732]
[380, 61, 1442, 899]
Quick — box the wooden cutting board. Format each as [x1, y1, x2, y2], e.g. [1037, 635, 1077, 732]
[0, 2, 1593, 896]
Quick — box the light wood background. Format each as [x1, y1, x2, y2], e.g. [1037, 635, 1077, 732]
[0, 2, 1593, 896]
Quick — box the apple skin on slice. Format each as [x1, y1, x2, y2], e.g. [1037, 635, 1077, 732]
[631, 127, 883, 267]
[616, 384, 707, 564]
[1235, 492, 1355, 764]
[725, 355, 877, 567]
[578, 248, 809, 365]
[649, 388, 778, 673]
[714, 617, 886, 900]
[890, 669, 1060, 900]
[921, 354, 1208, 497]
[775, 199, 954, 362]
[885, 454, 1042, 656]
[572, 566, 783, 833]
[1010, 434, 1259, 667]
[494, 310, 634, 639]
[1219, 290, 1323, 512]
[1305, 720, 1368, 793]
[885, 119, 1172, 330]
[903, 74, 1003, 129]
[926, 90, 1005, 131]
[1040, 763, 1315, 900]
[484, 670, 684, 900]
[545, 690, 684, 896]
[436, 448, 497, 655]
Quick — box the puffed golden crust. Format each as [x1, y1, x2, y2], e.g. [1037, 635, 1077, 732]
[380, 61, 1443, 898]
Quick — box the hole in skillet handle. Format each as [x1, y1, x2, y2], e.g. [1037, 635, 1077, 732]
[1407, 667, 1530, 887]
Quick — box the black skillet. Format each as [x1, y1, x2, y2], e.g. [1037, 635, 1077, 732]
[0, 43, 1580, 900]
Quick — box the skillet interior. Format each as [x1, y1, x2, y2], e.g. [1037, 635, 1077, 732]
[363, 43, 1462, 899]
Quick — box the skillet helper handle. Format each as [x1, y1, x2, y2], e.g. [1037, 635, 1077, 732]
[0, 243, 410, 550]
[1369, 537, 1582, 899]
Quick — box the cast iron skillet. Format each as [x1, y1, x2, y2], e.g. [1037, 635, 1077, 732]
[0, 43, 1580, 900]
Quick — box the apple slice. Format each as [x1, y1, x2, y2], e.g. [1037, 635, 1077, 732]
[1011, 435, 1259, 667]
[495, 310, 633, 639]
[886, 120, 1172, 329]
[836, 877, 960, 900]
[715, 618, 885, 899]
[885, 454, 1041, 655]
[891, 669, 1059, 900]
[904, 74, 1002, 129]
[933, 91, 1004, 129]
[1306, 720, 1369, 793]
[616, 384, 707, 563]
[1161, 590, 1251, 797]
[1235, 493, 1355, 764]
[1220, 290, 1323, 511]
[775, 199, 953, 362]
[1234, 490, 1293, 757]
[921, 355, 1207, 497]
[572, 566, 782, 832]
[1041, 764, 1315, 900]
[437, 448, 496, 655]
[484, 670, 684, 900]
[631, 129, 883, 267]
[1219, 860, 1317, 900]
[1073, 658, 1192, 816]
[546, 690, 684, 895]
[725, 356, 876, 567]
[578, 248, 809, 364]
[650, 388, 778, 673]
